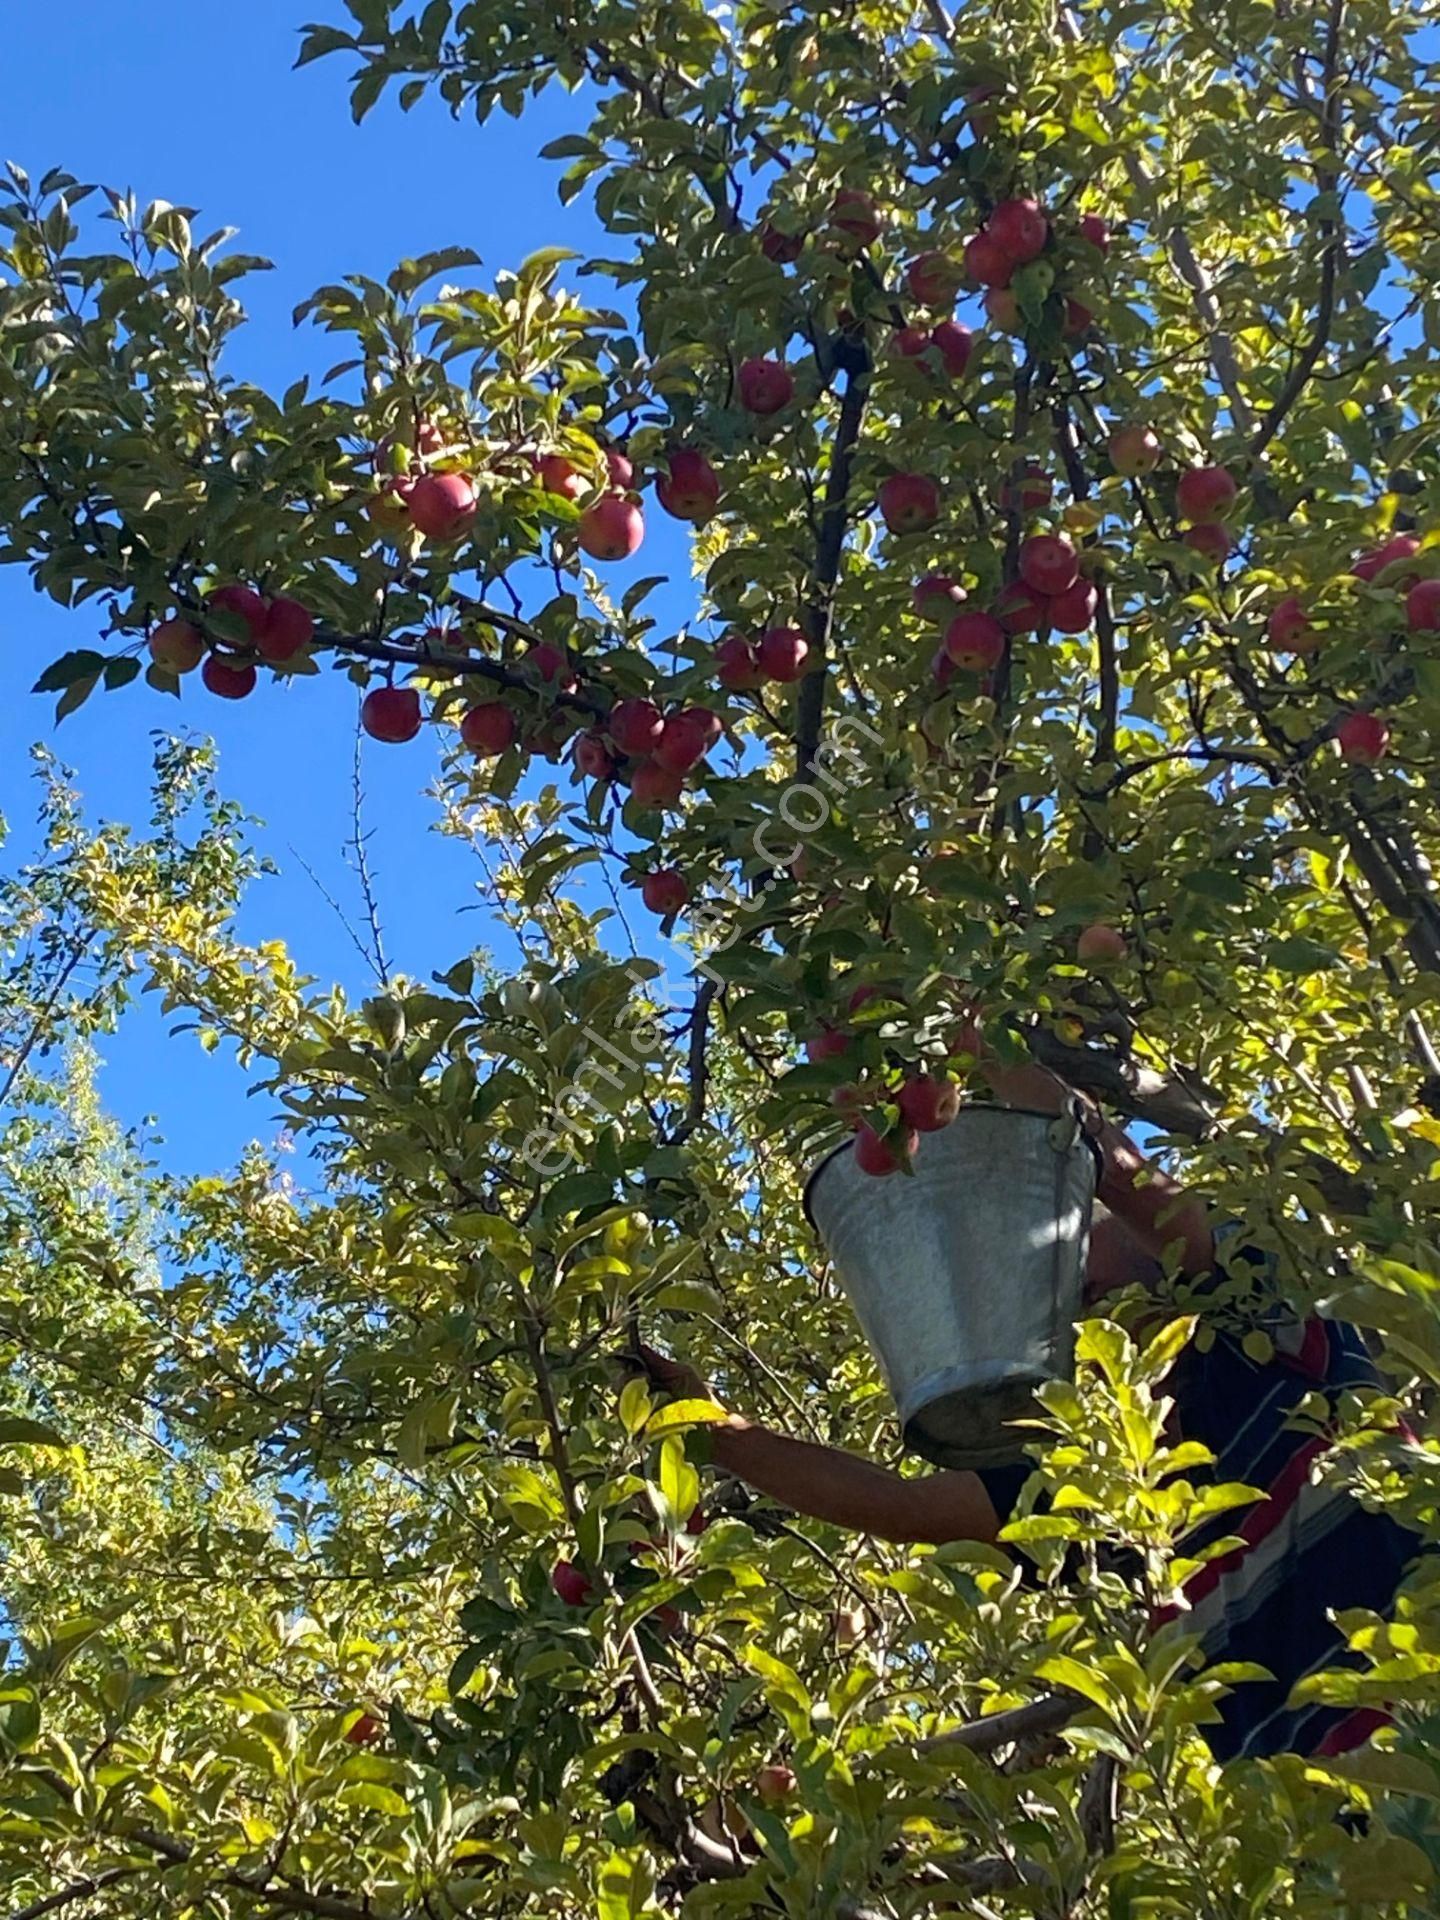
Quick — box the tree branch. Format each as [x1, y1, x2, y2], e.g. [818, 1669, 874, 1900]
[1249, 0, 1346, 457]
[917, 1691, 1081, 1756]
[7, 1866, 147, 1920]
[796, 365, 871, 776]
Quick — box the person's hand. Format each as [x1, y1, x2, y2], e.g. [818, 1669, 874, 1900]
[630, 1342, 712, 1404]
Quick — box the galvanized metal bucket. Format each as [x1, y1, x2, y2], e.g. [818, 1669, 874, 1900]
[803, 1104, 1100, 1469]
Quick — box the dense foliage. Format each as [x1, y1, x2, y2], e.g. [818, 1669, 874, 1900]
[6, 0, 1440, 1910]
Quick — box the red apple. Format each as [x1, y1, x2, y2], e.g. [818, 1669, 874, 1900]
[608, 697, 665, 757]
[574, 732, 616, 779]
[1353, 533, 1421, 583]
[805, 1026, 852, 1064]
[537, 452, 586, 501]
[408, 471, 478, 540]
[551, 1559, 594, 1607]
[757, 626, 811, 682]
[345, 1711, 383, 1747]
[642, 869, 689, 916]
[943, 611, 1006, 671]
[1063, 298, 1095, 340]
[1109, 426, 1161, 477]
[1337, 712, 1390, 765]
[878, 473, 941, 535]
[756, 1764, 798, 1806]
[206, 583, 268, 644]
[930, 320, 974, 378]
[984, 287, 1022, 333]
[1077, 923, 1127, 965]
[913, 574, 966, 623]
[604, 446, 635, 488]
[524, 643, 578, 691]
[1019, 533, 1080, 596]
[891, 326, 932, 361]
[738, 357, 794, 416]
[1078, 213, 1112, 253]
[654, 707, 723, 772]
[1406, 578, 1440, 632]
[148, 617, 205, 673]
[906, 250, 964, 307]
[630, 760, 685, 808]
[1176, 465, 1237, 524]
[995, 580, 1051, 634]
[1268, 595, 1315, 652]
[830, 1082, 866, 1125]
[988, 197, 1048, 265]
[896, 1074, 960, 1133]
[578, 493, 644, 560]
[257, 596, 313, 663]
[715, 633, 763, 690]
[1048, 580, 1098, 633]
[461, 703, 517, 755]
[854, 1122, 917, 1176]
[656, 449, 721, 523]
[362, 686, 422, 743]
[1001, 464, 1052, 514]
[931, 646, 958, 690]
[964, 230, 1013, 288]
[685, 1504, 709, 1535]
[1183, 522, 1234, 564]
[760, 219, 805, 264]
[827, 188, 882, 249]
[201, 654, 257, 700]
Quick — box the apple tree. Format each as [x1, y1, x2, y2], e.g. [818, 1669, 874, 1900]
[5, 0, 1440, 1910]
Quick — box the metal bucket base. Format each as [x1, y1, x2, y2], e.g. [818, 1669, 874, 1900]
[898, 1361, 1049, 1470]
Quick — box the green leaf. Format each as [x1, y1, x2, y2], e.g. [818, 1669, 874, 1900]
[449, 1212, 524, 1250]
[596, 1849, 655, 1920]
[32, 649, 105, 694]
[294, 24, 356, 67]
[0, 1417, 67, 1448]
[1032, 1656, 1116, 1716]
[1266, 936, 1341, 974]
[646, 1397, 727, 1436]
[103, 655, 141, 691]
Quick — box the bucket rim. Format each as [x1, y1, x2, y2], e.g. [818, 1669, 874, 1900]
[801, 1099, 1102, 1232]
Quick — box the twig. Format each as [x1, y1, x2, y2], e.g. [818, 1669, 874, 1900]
[1249, 0, 1346, 456]
[348, 722, 391, 986]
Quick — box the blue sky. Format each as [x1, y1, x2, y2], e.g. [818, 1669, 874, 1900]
[0, 2, 690, 1172]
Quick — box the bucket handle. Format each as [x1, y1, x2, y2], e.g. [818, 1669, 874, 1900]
[1048, 1097, 1106, 1180]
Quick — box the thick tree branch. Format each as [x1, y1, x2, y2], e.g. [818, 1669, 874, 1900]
[918, 1691, 1081, 1756]
[796, 366, 871, 776]
[7, 1866, 146, 1920]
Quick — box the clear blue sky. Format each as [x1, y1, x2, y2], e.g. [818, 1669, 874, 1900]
[0, 2, 685, 1172]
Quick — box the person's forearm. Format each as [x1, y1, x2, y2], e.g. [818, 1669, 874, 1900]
[1094, 1120, 1214, 1278]
[711, 1418, 1000, 1546]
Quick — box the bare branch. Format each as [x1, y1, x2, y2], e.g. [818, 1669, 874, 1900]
[796, 366, 871, 775]
[917, 1690, 1081, 1756]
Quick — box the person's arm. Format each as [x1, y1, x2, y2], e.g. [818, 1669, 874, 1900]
[1090, 1115, 1214, 1280]
[631, 1347, 1002, 1546]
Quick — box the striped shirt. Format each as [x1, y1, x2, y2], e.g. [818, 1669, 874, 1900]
[981, 1231, 1423, 1761]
